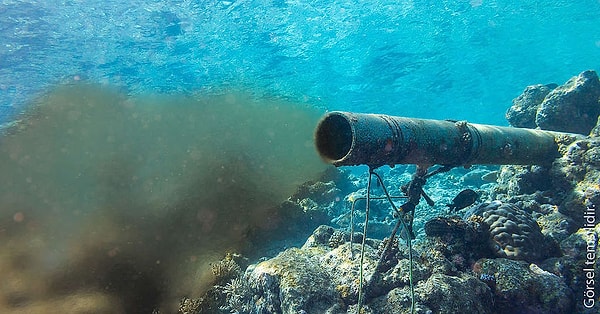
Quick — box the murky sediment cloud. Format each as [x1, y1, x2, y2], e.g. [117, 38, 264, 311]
[0, 83, 327, 313]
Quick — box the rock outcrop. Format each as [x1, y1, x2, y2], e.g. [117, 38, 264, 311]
[506, 70, 600, 135]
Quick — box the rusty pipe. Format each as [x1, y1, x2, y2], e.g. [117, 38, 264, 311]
[314, 111, 582, 168]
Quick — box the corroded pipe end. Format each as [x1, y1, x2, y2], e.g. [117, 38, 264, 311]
[315, 112, 354, 164]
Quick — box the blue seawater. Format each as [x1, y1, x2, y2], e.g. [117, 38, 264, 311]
[1, 0, 599, 125]
[1, 2, 599, 313]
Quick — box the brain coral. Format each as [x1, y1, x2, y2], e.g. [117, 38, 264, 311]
[466, 201, 547, 262]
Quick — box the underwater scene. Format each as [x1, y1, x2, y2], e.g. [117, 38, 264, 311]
[1, 1, 599, 313]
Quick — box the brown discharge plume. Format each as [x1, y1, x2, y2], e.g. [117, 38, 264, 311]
[0, 84, 327, 313]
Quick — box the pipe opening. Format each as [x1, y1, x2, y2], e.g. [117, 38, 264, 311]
[315, 113, 353, 162]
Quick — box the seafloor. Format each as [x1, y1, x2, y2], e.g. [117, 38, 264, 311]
[0, 71, 599, 314]
[191, 70, 600, 314]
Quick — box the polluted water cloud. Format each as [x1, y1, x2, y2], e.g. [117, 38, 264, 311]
[0, 83, 327, 313]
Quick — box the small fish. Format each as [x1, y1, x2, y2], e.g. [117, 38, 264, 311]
[447, 189, 478, 211]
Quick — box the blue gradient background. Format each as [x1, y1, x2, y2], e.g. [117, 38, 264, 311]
[1, 0, 599, 124]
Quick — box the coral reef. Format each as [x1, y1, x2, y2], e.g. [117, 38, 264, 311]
[210, 254, 243, 285]
[493, 138, 600, 229]
[198, 71, 600, 314]
[424, 200, 556, 267]
[221, 227, 350, 313]
[592, 116, 600, 137]
[464, 201, 553, 262]
[458, 167, 499, 187]
[210, 223, 574, 313]
[3, 72, 599, 313]
[184, 71, 600, 313]
[413, 273, 493, 314]
[473, 258, 573, 313]
[289, 169, 345, 216]
[540, 223, 600, 312]
[424, 216, 493, 272]
[211, 225, 500, 314]
[483, 70, 600, 313]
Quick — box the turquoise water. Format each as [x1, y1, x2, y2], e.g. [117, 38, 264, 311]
[2, 0, 599, 124]
[1, 1, 599, 313]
